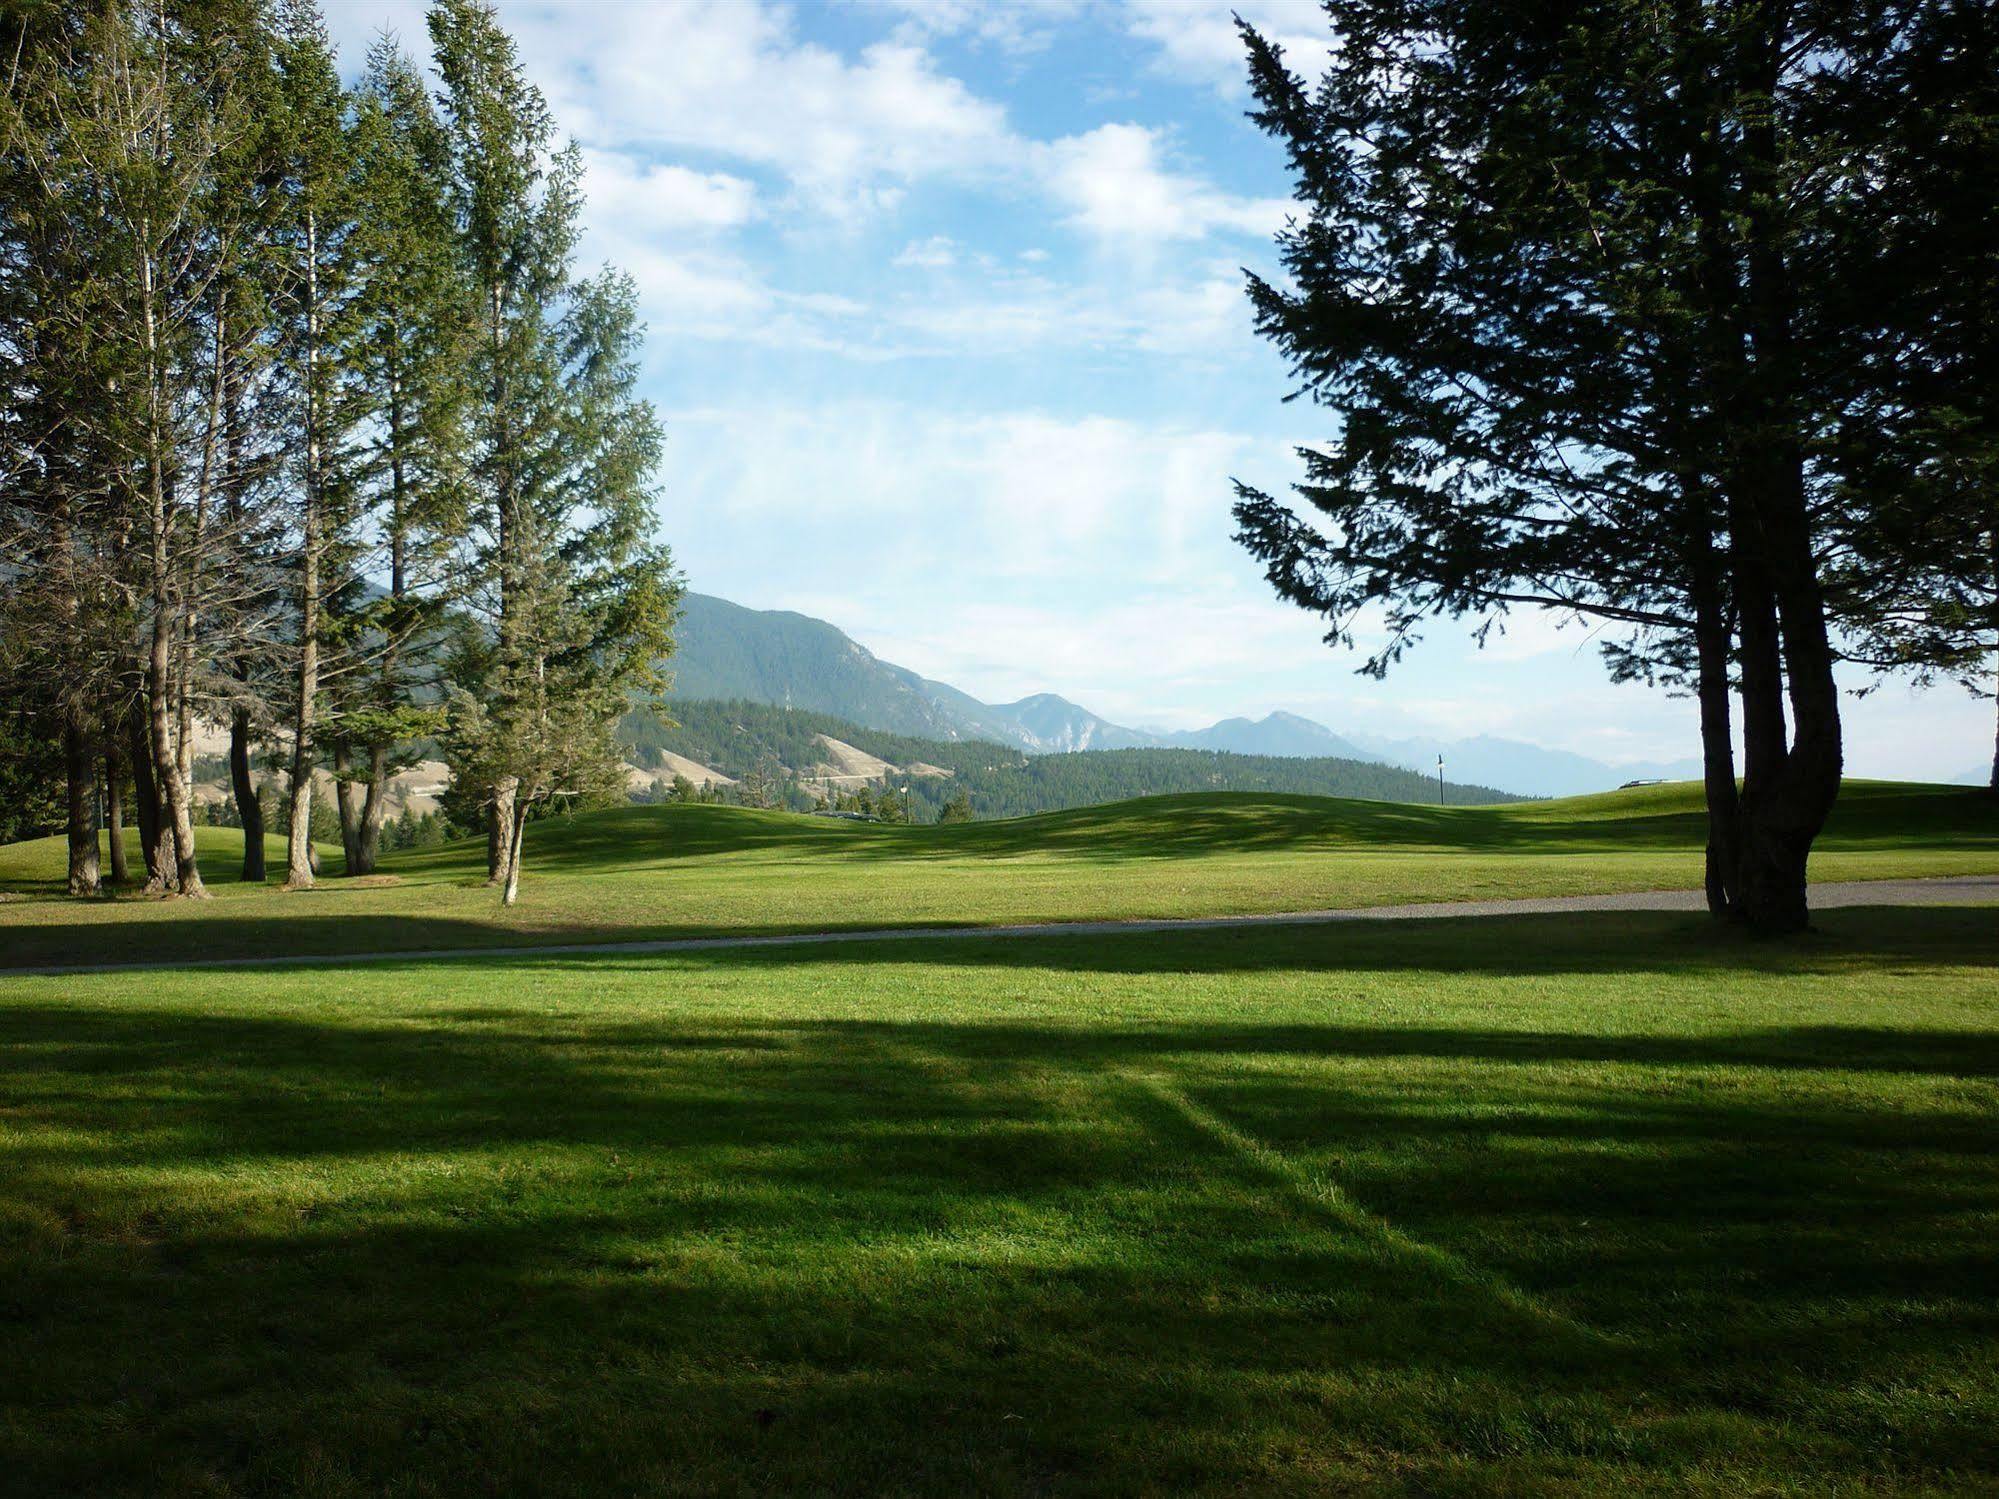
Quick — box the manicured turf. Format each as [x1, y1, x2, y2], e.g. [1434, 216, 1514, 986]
[1, 908, 1995, 1494]
[2, 779, 1995, 968]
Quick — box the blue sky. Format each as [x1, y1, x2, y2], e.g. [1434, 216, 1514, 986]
[324, 0, 1982, 780]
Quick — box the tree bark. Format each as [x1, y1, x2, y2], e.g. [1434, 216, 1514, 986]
[1729, 501, 1805, 931]
[285, 212, 323, 891]
[147, 603, 204, 898]
[1733, 465, 1842, 934]
[284, 737, 316, 890]
[355, 743, 389, 876]
[103, 721, 128, 885]
[222, 302, 263, 879]
[501, 794, 529, 906]
[127, 710, 172, 891]
[488, 774, 518, 885]
[1692, 581, 1740, 917]
[231, 707, 265, 882]
[64, 708, 100, 897]
[139, 204, 203, 897]
[333, 743, 362, 875]
[1725, 24, 1841, 935]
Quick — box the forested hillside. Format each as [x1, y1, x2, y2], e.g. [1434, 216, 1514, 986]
[622, 700, 1520, 819]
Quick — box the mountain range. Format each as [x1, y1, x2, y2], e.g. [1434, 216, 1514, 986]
[668, 592, 1700, 798]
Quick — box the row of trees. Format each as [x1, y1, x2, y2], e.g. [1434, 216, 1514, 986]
[1, 0, 678, 905]
[1235, 0, 1995, 932]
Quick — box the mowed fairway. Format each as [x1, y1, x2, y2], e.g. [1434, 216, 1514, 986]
[2, 785, 1997, 1493]
[2, 779, 1997, 969]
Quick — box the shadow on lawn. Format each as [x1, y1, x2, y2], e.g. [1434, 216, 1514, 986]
[3, 991, 1999, 1495]
[1, 990, 1996, 1493]
[3, 900, 1995, 980]
[383, 785, 1999, 876]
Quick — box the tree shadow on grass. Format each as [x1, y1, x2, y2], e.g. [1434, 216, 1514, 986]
[2, 901, 1996, 979]
[0, 991, 1996, 1491]
[379, 786, 1999, 876]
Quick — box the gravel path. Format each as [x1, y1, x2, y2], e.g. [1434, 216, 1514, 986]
[7, 875, 1994, 979]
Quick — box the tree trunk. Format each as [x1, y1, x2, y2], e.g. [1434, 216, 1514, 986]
[1694, 623, 1740, 918]
[222, 301, 263, 876]
[1691, 551, 1740, 918]
[231, 707, 265, 882]
[488, 774, 518, 885]
[1729, 514, 1806, 931]
[333, 743, 362, 875]
[1760, 493, 1843, 931]
[64, 709, 100, 897]
[286, 213, 323, 892]
[355, 743, 389, 876]
[104, 722, 128, 885]
[284, 659, 318, 891]
[1726, 27, 1841, 936]
[285, 745, 316, 890]
[128, 710, 172, 891]
[139, 209, 203, 898]
[1989, 647, 1997, 794]
[501, 794, 529, 906]
[148, 607, 205, 898]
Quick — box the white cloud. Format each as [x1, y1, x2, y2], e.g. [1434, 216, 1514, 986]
[662, 402, 1285, 644]
[877, 258, 1259, 359]
[1041, 122, 1290, 242]
[581, 150, 760, 236]
[893, 235, 959, 269]
[856, 0, 1080, 53]
[531, 7, 1015, 218]
[1118, 0, 1332, 95]
[1476, 608, 1612, 664]
[335, 1, 1017, 220]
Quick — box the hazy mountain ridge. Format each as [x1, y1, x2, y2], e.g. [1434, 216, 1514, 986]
[1347, 733, 1704, 801]
[670, 591, 1697, 797]
[1164, 712, 1373, 761]
[623, 699, 1523, 818]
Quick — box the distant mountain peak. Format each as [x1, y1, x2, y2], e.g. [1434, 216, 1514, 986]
[667, 591, 1694, 796]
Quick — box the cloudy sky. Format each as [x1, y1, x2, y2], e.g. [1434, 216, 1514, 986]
[324, 0, 1981, 780]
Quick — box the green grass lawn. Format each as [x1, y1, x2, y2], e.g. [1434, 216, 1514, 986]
[2, 779, 1996, 969]
[2, 908, 1996, 1494]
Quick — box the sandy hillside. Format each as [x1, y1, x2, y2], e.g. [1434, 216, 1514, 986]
[796, 734, 955, 789]
[626, 751, 736, 794]
[809, 735, 896, 782]
[189, 758, 453, 818]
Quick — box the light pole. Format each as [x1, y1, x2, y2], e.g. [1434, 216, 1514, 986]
[1437, 755, 1445, 806]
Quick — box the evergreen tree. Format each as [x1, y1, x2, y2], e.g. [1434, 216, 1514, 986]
[1, 0, 267, 897]
[1230, 0, 1959, 930]
[430, 0, 678, 903]
[429, 0, 578, 884]
[1825, 1, 1999, 787]
[266, 0, 365, 890]
[331, 36, 474, 874]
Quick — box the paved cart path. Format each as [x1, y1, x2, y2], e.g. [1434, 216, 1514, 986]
[6, 875, 1994, 979]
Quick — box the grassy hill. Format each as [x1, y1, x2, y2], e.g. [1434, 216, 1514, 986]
[1, 780, 1993, 970]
